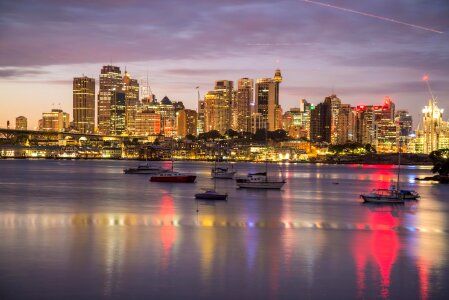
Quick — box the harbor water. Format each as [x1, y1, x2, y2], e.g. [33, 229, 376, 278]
[0, 160, 448, 299]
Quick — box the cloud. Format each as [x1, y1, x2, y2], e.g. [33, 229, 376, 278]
[0, 67, 47, 78]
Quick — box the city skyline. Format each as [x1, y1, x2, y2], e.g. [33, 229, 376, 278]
[1, 0, 449, 127]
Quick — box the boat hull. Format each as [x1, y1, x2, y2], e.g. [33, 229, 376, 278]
[150, 175, 196, 183]
[211, 172, 236, 179]
[236, 180, 285, 189]
[361, 195, 405, 204]
[195, 192, 228, 200]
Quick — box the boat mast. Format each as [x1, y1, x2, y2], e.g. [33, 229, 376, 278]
[397, 138, 401, 191]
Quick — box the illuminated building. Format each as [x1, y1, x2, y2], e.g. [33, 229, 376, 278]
[122, 71, 140, 134]
[98, 65, 122, 135]
[235, 78, 254, 132]
[204, 80, 233, 134]
[337, 104, 353, 144]
[158, 96, 180, 137]
[41, 109, 70, 132]
[197, 99, 205, 135]
[310, 99, 331, 143]
[15, 116, 27, 130]
[373, 119, 398, 153]
[177, 109, 197, 137]
[73, 76, 95, 133]
[326, 95, 342, 144]
[135, 110, 161, 136]
[110, 89, 126, 135]
[282, 99, 313, 140]
[255, 69, 282, 131]
[395, 110, 413, 137]
[415, 99, 449, 153]
[250, 112, 266, 134]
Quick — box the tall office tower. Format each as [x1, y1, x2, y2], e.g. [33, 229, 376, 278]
[352, 105, 374, 144]
[157, 96, 177, 137]
[373, 118, 398, 153]
[177, 109, 198, 137]
[395, 110, 413, 137]
[235, 78, 254, 132]
[98, 65, 122, 135]
[73, 76, 95, 133]
[337, 104, 353, 144]
[15, 116, 27, 130]
[110, 89, 126, 135]
[197, 99, 205, 135]
[41, 109, 70, 132]
[122, 71, 140, 134]
[310, 100, 331, 143]
[323, 95, 341, 144]
[135, 109, 161, 136]
[204, 80, 233, 134]
[255, 69, 282, 131]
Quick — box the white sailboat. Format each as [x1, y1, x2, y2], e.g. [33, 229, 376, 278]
[236, 131, 286, 189]
[195, 146, 228, 200]
[360, 140, 419, 203]
[211, 144, 236, 179]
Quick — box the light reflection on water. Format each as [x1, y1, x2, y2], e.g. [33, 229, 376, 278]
[0, 160, 448, 299]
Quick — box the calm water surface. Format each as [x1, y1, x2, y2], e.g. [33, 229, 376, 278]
[0, 160, 448, 299]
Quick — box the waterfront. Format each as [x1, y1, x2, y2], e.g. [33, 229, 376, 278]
[0, 160, 448, 299]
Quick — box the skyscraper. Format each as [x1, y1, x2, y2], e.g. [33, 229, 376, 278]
[110, 89, 126, 135]
[310, 100, 331, 143]
[255, 69, 282, 131]
[98, 65, 122, 135]
[73, 76, 95, 133]
[177, 109, 198, 137]
[204, 80, 233, 134]
[122, 71, 140, 134]
[235, 78, 254, 132]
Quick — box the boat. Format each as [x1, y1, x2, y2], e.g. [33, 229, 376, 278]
[399, 190, 420, 200]
[195, 189, 227, 200]
[149, 139, 196, 183]
[360, 189, 405, 204]
[150, 171, 196, 183]
[195, 145, 228, 199]
[236, 171, 286, 189]
[211, 166, 236, 179]
[124, 163, 167, 174]
[236, 132, 286, 189]
[360, 140, 419, 203]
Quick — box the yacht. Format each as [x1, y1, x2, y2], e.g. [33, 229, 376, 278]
[124, 163, 167, 174]
[236, 172, 286, 189]
[150, 171, 196, 183]
[211, 166, 236, 179]
[195, 190, 227, 200]
[360, 189, 405, 204]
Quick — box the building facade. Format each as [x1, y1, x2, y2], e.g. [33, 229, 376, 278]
[73, 76, 95, 133]
[204, 80, 233, 134]
[177, 109, 198, 137]
[98, 65, 122, 135]
[15, 116, 27, 130]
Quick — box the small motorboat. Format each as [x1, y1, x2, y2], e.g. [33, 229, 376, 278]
[236, 172, 285, 189]
[194, 190, 228, 200]
[124, 163, 167, 174]
[360, 189, 405, 204]
[399, 190, 420, 200]
[211, 167, 236, 179]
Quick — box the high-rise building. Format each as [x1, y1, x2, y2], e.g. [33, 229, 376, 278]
[373, 119, 398, 153]
[324, 95, 342, 144]
[41, 109, 70, 132]
[15, 116, 27, 130]
[73, 76, 95, 133]
[255, 69, 282, 131]
[415, 99, 448, 153]
[395, 110, 413, 137]
[204, 80, 233, 134]
[177, 109, 198, 137]
[310, 100, 331, 143]
[98, 65, 122, 135]
[235, 78, 254, 132]
[122, 71, 140, 134]
[337, 104, 353, 144]
[197, 99, 205, 135]
[110, 89, 126, 135]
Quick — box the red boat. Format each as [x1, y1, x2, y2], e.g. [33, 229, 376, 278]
[150, 171, 196, 183]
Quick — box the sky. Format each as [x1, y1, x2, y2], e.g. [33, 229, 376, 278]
[1, 0, 448, 129]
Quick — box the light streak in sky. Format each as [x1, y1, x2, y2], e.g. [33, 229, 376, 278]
[301, 0, 444, 34]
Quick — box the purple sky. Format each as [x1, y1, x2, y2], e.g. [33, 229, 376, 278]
[1, 0, 448, 129]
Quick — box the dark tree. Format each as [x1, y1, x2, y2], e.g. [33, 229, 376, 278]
[429, 149, 449, 176]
